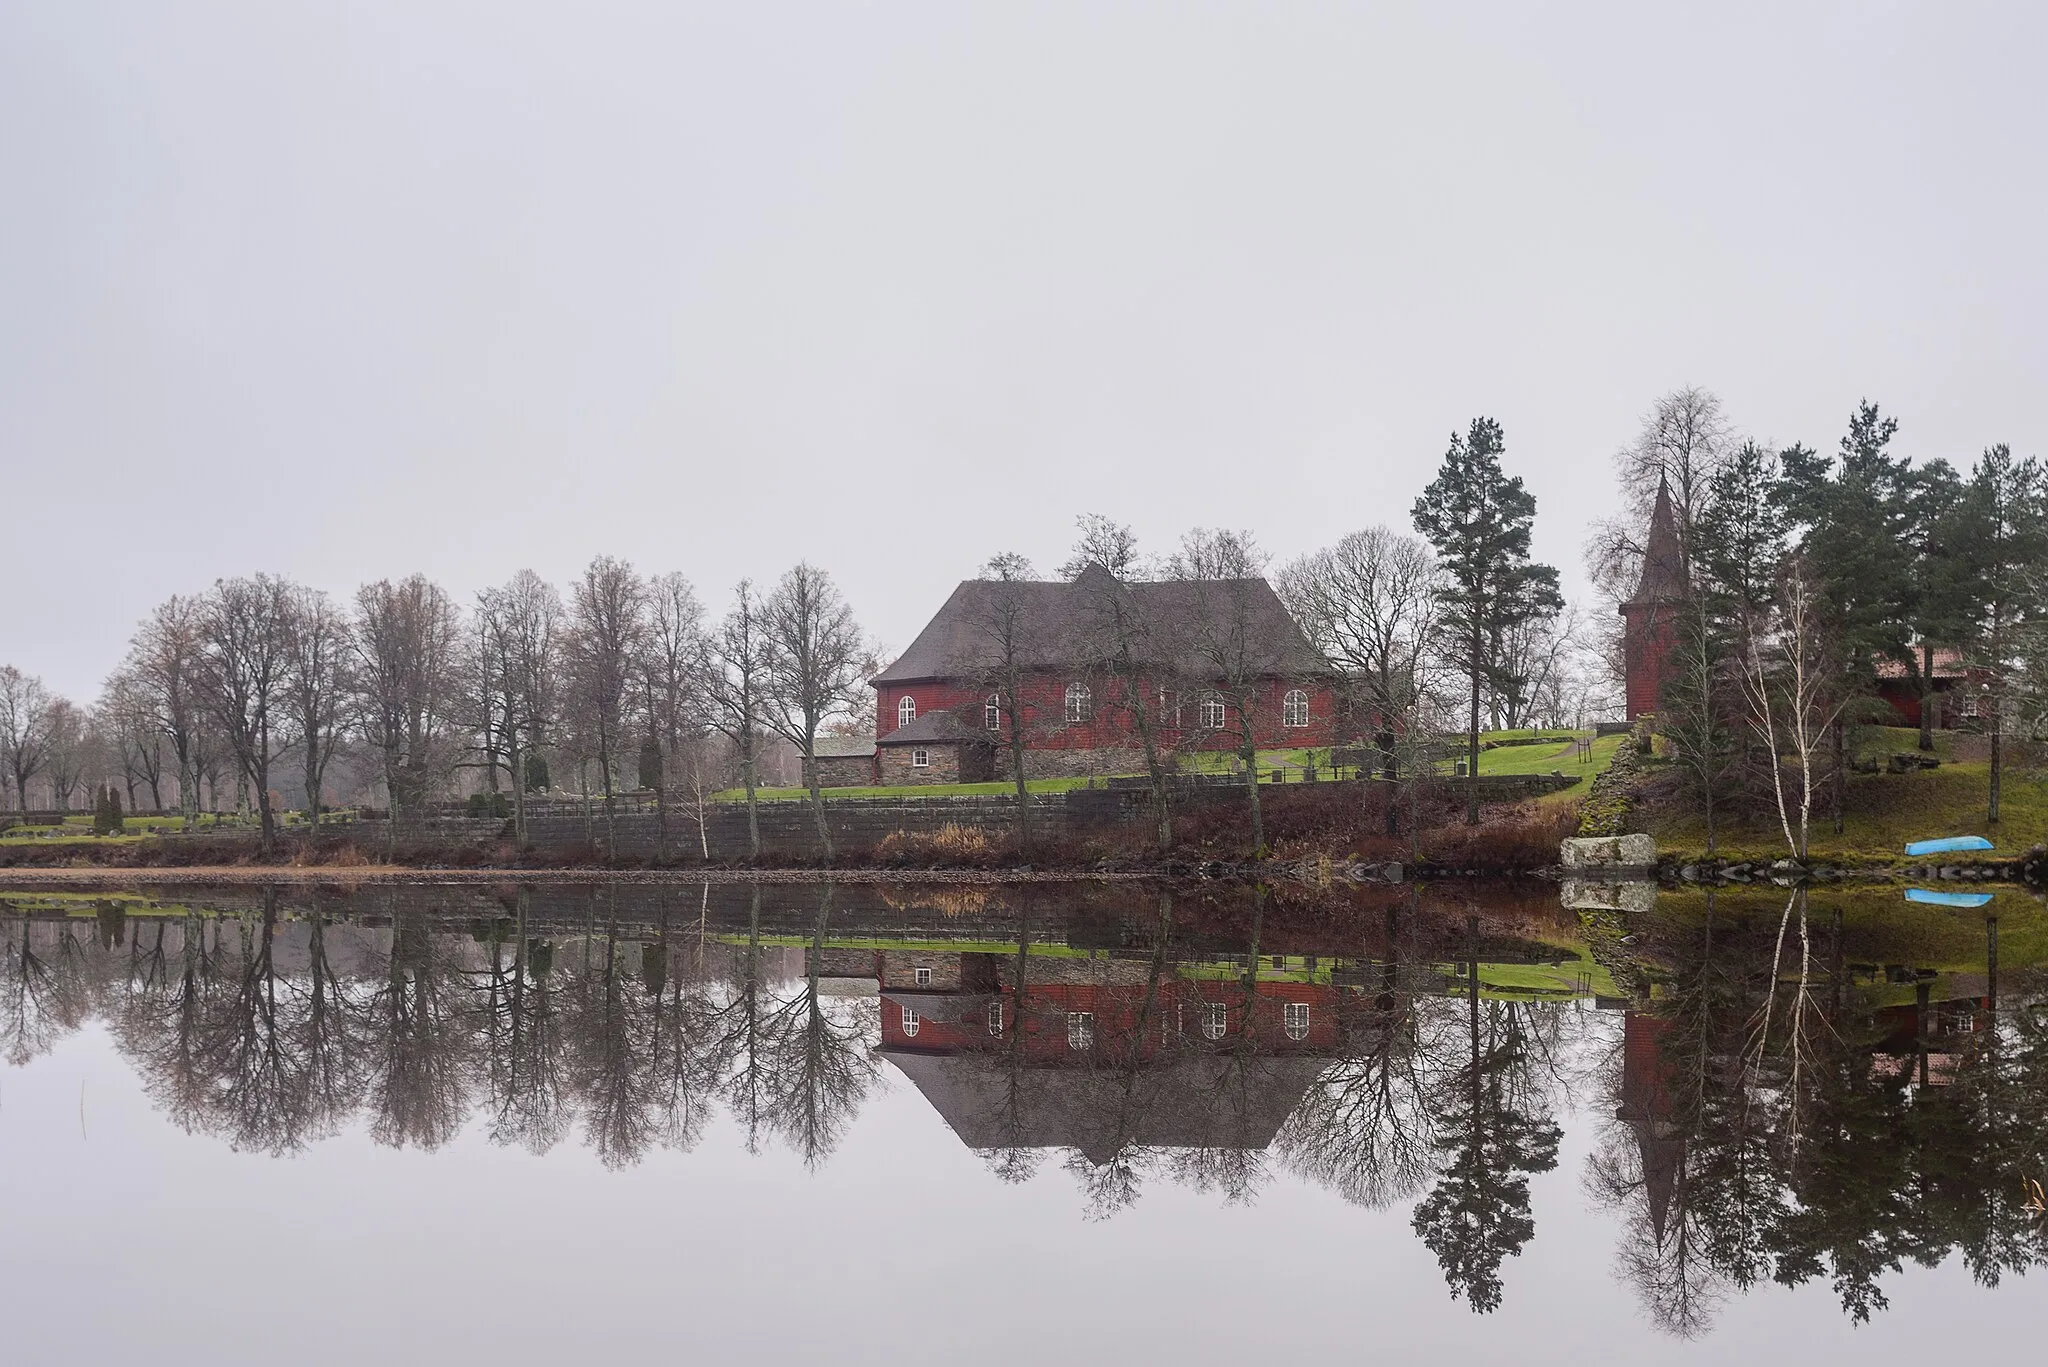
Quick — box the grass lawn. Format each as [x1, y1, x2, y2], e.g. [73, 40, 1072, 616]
[1644, 727, 2045, 863]
[1471, 732, 1619, 777]
[710, 776, 1102, 801]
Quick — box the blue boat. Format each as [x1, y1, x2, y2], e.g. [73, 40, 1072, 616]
[1905, 835, 1995, 857]
[1906, 887, 1994, 908]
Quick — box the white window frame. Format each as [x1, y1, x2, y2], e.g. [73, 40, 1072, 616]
[1283, 688, 1310, 728]
[988, 1000, 1004, 1036]
[898, 695, 917, 728]
[1065, 682, 1091, 723]
[902, 1005, 920, 1037]
[1284, 1001, 1310, 1041]
[911, 748, 931, 768]
[1202, 1001, 1227, 1041]
[915, 965, 932, 986]
[1961, 692, 1981, 718]
[985, 693, 1002, 732]
[1159, 688, 1181, 729]
[1067, 1011, 1095, 1050]
[1200, 693, 1228, 730]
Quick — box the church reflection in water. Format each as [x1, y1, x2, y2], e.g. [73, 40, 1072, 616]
[2, 877, 2045, 1333]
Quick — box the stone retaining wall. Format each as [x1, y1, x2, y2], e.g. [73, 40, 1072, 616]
[206, 769, 1581, 863]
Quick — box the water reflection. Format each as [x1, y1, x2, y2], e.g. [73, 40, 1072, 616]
[3, 877, 2045, 1334]
[1585, 885, 2048, 1336]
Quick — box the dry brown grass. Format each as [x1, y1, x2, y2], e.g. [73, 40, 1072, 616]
[874, 823, 999, 866]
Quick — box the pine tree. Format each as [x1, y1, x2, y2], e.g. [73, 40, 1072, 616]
[1412, 418, 1562, 825]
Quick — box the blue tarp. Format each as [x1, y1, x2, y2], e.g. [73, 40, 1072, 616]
[1905, 835, 1995, 856]
[1905, 887, 1994, 908]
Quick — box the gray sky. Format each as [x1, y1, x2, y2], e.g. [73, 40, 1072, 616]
[4, 2, 2043, 701]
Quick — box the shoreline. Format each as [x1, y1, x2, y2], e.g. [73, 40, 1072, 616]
[0, 865, 1168, 888]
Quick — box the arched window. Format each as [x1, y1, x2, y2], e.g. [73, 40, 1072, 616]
[985, 693, 1001, 732]
[1283, 1001, 1310, 1041]
[1283, 688, 1310, 728]
[901, 1005, 920, 1038]
[1202, 1001, 1228, 1041]
[1200, 693, 1227, 730]
[1067, 1011, 1095, 1050]
[1065, 682, 1092, 723]
[897, 695, 917, 728]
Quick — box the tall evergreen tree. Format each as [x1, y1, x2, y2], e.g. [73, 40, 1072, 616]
[1902, 457, 1968, 751]
[1412, 418, 1562, 825]
[1779, 402, 1917, 831]
[1943, 445, 2048, 822]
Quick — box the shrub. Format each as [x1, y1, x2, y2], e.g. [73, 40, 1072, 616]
[874, 823, 997, 866]
[1425, 804, 1578, 869]
[92, 786, 125, 836]
[466, 791, 511, 819]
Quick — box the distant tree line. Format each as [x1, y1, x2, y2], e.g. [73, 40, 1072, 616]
[2, 424, 1623, 855]
[0, 560, 874, 858]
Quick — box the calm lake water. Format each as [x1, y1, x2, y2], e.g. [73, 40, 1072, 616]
[1, 876, 2042, 1364]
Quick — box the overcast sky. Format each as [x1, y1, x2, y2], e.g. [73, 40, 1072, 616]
[4, 2, 2043, 701]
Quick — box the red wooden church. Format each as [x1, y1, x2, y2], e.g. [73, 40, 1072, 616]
[868, 563, 1340, 784]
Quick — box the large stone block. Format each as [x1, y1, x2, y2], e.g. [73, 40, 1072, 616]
[1559, 833, 1657, 869]
[1561, 878, 1657, 914]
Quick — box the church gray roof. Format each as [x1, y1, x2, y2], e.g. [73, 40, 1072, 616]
[875, 710, 991, 747]
[873, 563, 1329, 685]
[882, 1048, 1330, 1165]
[1627, 478, 1688, 605]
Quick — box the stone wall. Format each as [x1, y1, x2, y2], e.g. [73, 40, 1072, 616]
[1000, 746, 1153, 781]
[505, 795, 1059, 860]
[326, 770, 1578, 862]
[880, 743, 961, 785]
[879, 950, 963, 990]
[807, 754, 875, 788]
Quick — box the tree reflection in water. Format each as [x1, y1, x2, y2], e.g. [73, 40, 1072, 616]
[3, 877, 2046, 1332]
[1584, 885, 2048, 1335]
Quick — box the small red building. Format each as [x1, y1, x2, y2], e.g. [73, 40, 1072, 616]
[1874, 648, 1987, 729]
[870, 563, 1341, 783]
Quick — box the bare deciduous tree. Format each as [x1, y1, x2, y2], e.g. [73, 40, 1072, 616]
[1740, 556, 1847, 860]
[704, 582, 770, 859]
[761, 563, 864, 861]
[475, 569, 563, 844]
[123, 596, 208, 826]
[1067, 515, 1177, 852]
[41, 698, 90, 811]
[565, 557, 650, 854]
[1171, 527, 1276, 854]
[353, 575, 463, 834]
[969, 552, 1040, 845]
[99, 669, 168, 810]
[0, 665, 57, 812]
[1586, 386, 1733, 602]
[282, 584, 349, 829]
[641, 571, 706, 858]
[195, 575, 298, 851]
[1278, 526, 1441, 830]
